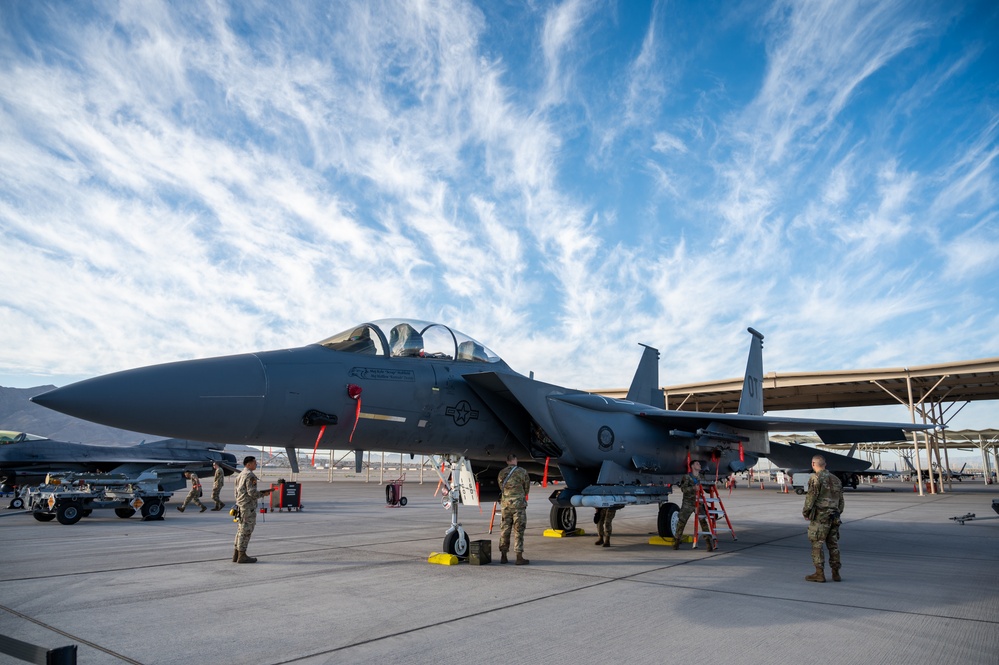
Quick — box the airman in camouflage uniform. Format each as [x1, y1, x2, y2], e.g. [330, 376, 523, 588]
[803, 455, 844, 582]
[233, 456, 272, 564]
[210, 462, 226, 511]
[594, 507, 617, 547]
[498, 453, 531, 565]
[672, 460, 715, 551]
[177, 471, 207, 512]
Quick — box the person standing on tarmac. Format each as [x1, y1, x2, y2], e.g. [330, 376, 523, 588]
[233, 456, 272, 564]
[803, 455, 844, 583]
[211, 462, 226, 511]
[594, 507, 617, 547]
[672, 459, 715, 551]
[497, 453, 531, 565]
[177, 471, 207, 513]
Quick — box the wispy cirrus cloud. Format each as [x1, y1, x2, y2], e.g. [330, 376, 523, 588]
[0, 1, 996, 427]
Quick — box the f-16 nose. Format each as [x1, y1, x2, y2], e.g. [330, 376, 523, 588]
[31, 354, 267, 443]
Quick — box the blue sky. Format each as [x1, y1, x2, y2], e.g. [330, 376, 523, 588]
[1, 0, 996, 429]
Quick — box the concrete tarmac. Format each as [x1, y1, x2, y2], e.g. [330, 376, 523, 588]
[1, 474, 996, 664]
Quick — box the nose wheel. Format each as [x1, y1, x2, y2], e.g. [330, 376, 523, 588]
[443, 526, 470, 557]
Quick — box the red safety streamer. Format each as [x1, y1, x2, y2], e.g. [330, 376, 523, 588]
[685, 450, 691, 473]
[310, 425, 327, 467]
[347, 384, 362, 444]
[739, 442, 745, 463]
[542, 457, 550, 487]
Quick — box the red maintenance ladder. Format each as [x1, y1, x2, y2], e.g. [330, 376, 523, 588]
[692, 482, 737, 549]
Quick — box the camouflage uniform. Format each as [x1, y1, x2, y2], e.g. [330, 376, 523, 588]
[803, 469, 844, 574]
[498, 464, 530, 554]
[234, 468, 266, 553]
[673, 471, 712, 549]
[180, 473, 205, 510]
[594, 507, 617, 546]
[211, 465, 225, 510]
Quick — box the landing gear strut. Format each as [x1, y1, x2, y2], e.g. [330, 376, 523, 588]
[431, 455, 472, 557]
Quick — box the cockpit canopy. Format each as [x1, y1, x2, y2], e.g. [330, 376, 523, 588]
[318, 319, 502, 363]
[0, 431, 46, 445]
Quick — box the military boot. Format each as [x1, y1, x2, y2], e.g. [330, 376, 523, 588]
[236, 551, 257, 564]
[200, 505, 208, 513]
[176, 505, 185, 512]
[805, 566, 826, 583]
[831, 568, 842, 582]
[233, 548, 239, 563]
[671, 533, 682, 550]
[595, 531, 604, 546]
[500, 551, 508, 564]
[602, 534, 610, 548]
[515, 553, 530, 565]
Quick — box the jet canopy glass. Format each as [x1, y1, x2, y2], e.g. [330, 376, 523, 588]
[318, 319, 502, 362]
[0, 431, 46, 445]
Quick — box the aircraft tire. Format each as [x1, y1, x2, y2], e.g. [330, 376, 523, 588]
[9, 497, 24, 510]
[657, 503, 680, 539]
[549, 505, 577, 532]
[385, 484, 397, 505]
[443, 529, 470, 557]
[141, 501, 164, 521]
[115, 507, 136, 519]
[56, 502, 83, 525]
[33, 512, 56, 522]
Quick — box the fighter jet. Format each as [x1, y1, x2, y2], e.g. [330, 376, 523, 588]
[30, 319, 928, 555]
[903, 457, 975, 482]
[765, 440, 895, 493]
[0, 430, 237, 507]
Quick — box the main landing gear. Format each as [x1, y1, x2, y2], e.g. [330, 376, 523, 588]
[550, 505, 577, 531]
[657, 502, 680, 539]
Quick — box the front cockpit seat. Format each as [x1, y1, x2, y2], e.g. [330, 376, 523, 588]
[389, 323, 424, 357]
[334, 327, 377, 355]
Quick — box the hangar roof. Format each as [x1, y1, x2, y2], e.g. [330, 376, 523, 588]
[597, 356, 999, 415]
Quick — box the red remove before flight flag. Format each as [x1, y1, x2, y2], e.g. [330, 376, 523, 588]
[347, 384, 362, 443]
[310, 425, 326, 467]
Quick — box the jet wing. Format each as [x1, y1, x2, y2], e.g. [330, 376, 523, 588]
[637, 410, 919, 445]
[765, 441, 872, 472]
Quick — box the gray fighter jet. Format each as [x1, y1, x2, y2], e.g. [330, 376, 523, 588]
[765, 440, 893, 492]
[0, 430, 237, 506]
[30, 319, 928, 554]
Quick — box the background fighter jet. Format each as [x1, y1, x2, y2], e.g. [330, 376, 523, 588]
[0, 430, 237, 505]
[31, 319, 928, 555]
[765, 440, 894, 493]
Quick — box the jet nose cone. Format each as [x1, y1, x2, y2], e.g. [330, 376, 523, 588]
[31, 354, 268, 443]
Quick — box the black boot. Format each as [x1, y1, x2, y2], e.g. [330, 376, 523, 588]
[500, 551, 508, 564]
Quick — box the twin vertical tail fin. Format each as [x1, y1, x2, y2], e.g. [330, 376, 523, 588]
[627, 344, 664, 408]
[737, 328, 765, 416]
